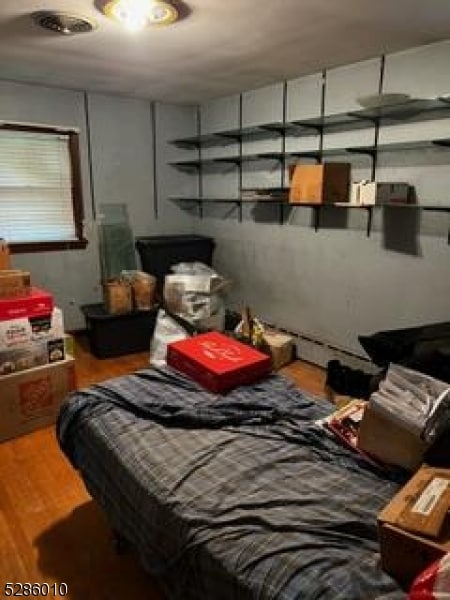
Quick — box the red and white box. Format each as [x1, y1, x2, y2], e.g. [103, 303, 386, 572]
[0, 287, 54, 321]
[0, 307, 64, 350]
[167, 331, 272, 393]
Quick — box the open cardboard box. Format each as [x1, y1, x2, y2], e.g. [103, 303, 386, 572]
[357, 403, 430, 471]
[378, 464, 450, 589]
[0, 356, 76, 442]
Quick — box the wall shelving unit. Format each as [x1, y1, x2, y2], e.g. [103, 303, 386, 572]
[168, 93, 450, 239]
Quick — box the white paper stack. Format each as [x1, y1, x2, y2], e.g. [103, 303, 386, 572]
[370, 364, 450, 443]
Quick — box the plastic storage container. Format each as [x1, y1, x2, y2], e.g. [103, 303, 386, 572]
[81, 303, 158, 358]
[135, 235, 215, 284]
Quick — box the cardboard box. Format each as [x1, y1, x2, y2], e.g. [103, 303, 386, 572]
[359, 181, 409, 206]
[0, 357, 76, 443]
[289, 163, 350, 204]
[0, 239, 10, 270]
[357, 403, 430, 471]
[0, 287, 53, 321]
[378, 465, 450, 589]
[0, 270, 31, 298]
[0, 307, 64, 351]
[167, 331, 272, 393]
[0, 337, 65, 377]
[263, 329, 295, 370]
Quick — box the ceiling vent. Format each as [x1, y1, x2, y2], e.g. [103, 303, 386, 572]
[31, 11, 98, 35]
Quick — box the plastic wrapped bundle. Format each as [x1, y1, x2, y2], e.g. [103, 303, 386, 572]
[370, 364, 450, 443]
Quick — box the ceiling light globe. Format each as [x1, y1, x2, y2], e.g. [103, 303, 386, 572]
[102, 0, 179, 31]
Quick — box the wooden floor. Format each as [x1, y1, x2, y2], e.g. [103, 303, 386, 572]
[0, 334, 328, 599]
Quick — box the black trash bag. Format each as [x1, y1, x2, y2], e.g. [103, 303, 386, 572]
[325, 359, 374, 399]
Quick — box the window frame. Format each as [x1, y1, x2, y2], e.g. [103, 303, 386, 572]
[0, 122, 88, 254]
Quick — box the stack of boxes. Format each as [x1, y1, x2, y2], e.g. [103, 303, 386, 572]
[288, 163, 410, 206]
[0, 241, 76, 442]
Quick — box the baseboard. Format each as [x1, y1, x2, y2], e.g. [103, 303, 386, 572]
[261, 321, 377, 373]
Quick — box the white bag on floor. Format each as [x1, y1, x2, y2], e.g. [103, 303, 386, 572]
[149, 309, 189, 366]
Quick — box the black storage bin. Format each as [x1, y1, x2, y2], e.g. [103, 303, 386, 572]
[135, 235, 215, 284]
[81, 303, 158, 359]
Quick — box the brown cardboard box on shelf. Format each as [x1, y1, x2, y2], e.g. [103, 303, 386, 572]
[359, 181, 409, 206]
[0, 239, 10, 270]
[262, 329, 295, 370]
[357, 403, 430, 471]
[0, 356, 76, 443]
[378, 465, 450, 589]
[0, 270, 31, 298]
[289, 163, 351, 204]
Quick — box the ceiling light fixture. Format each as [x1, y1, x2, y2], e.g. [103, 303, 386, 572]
[101, 0, 179, 31]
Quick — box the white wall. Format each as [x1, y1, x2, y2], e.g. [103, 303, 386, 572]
[177, 40, 450, 364]
[0, 83, 193, 329]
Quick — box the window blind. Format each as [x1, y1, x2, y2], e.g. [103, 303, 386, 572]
[0, 129, 77, 243]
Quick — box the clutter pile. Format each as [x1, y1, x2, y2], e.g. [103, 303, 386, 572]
[358, 364, 450, 471]
[233, 306, 295, 371]
[0, 239, 75, 442]
[103, 270, 157, 314]
[163, 262, 229, 331]
[80, 202, 160, 359]
[150, 261, 229, 366]
[151, 266, 295, 378]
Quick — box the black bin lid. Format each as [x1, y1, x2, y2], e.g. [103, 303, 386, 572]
[135, 234, 215, 247]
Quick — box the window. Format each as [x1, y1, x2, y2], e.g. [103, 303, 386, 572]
[0, 124, 87, 253]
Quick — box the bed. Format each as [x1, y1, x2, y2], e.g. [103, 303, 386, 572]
[57, 367, 406, 600]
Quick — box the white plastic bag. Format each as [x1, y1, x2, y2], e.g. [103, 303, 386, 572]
[149, 309, 189, 366]
[163, 262, 229, 332]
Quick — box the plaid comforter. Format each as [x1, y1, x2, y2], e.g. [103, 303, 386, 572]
[58, 368, 405, 600]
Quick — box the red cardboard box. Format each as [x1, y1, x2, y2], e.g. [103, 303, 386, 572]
[167, 331, 272, 393]
[0, 287, 53, 321]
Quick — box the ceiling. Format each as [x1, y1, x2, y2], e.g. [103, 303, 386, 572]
[0, 0, 450, 104]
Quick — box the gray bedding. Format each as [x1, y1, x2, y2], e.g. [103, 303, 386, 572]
[57, 367, 405, 599]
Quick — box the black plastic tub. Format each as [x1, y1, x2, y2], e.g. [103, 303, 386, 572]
[81, 303, 158, 359]
[135, 235, 215, 284]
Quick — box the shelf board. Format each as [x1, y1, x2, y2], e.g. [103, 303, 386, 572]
[169, 97, 450, 148]
[169, 160, 201, 168]
[348, 97, 450, 125]
[432, 138, 450, 148]
[288, 100, 450, 135]
[291, 112, 372, 135]
[321, 137, 450, 157]
[170, 136, 450, 169]
[170, 190, 450, 212]
[169, 196, 241, 204]
[325, 202, 450, 211]
[169, 133, 221, 148]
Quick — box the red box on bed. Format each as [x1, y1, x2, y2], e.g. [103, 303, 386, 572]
[0, 288, 54, 321]
[167, 331, 272, 393]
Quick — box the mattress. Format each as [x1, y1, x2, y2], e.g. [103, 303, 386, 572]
[57, 367, 405, 600]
